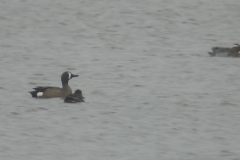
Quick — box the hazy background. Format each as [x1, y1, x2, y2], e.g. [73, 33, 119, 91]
[0, 0, 240, 159]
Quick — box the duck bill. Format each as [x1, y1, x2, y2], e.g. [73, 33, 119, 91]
[71, 74, 79, 78]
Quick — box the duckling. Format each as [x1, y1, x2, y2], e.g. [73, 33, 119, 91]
[64, 89, 85, 103]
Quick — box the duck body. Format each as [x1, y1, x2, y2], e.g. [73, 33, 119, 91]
[64, 89, 85, 103]
[208, 44, 240, 57]
[29, 72, 78, 98]
[30, 86, 72, 98]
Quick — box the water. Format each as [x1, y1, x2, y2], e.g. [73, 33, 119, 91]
[0, 0, 240, 159]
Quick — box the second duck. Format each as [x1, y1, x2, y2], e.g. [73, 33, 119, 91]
[64, 89, 85, 103]
[208, 44, 240, 57]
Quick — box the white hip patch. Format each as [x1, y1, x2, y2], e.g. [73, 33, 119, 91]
[37, 92, 43, 97]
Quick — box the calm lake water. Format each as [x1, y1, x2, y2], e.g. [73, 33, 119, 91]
[0, 0, 240, 159]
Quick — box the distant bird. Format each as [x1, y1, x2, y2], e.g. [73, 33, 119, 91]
[64, 89, 85, 103]
[208, 44, 240, 57]
[29, 71, 78, 98]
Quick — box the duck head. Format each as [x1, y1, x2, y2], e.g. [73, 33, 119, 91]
[61, 71, 78, 85]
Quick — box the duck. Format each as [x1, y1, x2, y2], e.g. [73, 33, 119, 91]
[208, 44, 240, 57]
[29, 71, 78, 98]
[64, 89, 85, 103]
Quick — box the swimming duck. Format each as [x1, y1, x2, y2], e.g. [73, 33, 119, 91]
[64, 89, 85, 103]
[29, 71, 78, 98]
[208, 44, 240, 57]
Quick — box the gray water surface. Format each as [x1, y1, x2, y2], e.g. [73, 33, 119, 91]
[0, 0, 240, 159]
